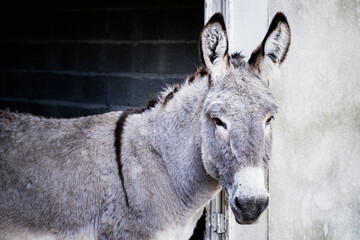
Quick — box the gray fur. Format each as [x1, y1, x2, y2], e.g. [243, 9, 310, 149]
[0, 12, 290, 239]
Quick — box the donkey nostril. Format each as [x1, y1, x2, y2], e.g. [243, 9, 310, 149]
[262, 196, 270, 212]
[234, 197, 242, 210]
[234, 197, 249, 212]
[256, 196, 269, 214]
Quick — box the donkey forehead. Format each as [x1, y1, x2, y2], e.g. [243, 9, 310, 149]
[208, 69, 278, 114]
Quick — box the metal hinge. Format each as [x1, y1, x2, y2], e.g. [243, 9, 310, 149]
[211, 212, 226, 234]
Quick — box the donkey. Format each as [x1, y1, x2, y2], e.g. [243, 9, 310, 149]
[0, 12, 290, 240]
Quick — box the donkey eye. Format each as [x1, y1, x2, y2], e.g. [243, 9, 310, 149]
[266, 116, 275, 125]
[213, 118, 227, 130]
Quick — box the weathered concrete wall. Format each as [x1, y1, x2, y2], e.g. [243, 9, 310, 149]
[269, 0, 360, 239]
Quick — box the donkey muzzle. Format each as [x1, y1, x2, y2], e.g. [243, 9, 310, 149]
[230, 167, 269, 224]
[231, 195, 269, 224]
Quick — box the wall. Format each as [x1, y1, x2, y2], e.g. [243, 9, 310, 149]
[269, 0, 360, 239]
[0, 1, 202, 118]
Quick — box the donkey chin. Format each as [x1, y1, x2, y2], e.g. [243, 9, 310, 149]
[228, 167, 270, 225]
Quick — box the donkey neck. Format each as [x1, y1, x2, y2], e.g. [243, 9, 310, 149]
[151, 77, 220, 209]
[118, 77, 220, 237]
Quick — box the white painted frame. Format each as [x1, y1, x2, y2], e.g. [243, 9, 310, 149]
[204, 1, 269, 239]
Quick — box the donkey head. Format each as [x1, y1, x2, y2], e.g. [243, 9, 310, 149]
[200, 13, 291, 224]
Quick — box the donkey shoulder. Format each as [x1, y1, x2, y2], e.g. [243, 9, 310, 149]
[0, 110, 123, 234]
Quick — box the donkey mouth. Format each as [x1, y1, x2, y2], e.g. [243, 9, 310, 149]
[234, 214, 260, 225]
[231, 207, 261, 225]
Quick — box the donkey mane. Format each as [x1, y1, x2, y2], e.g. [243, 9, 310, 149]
[150, 52, 246, 110]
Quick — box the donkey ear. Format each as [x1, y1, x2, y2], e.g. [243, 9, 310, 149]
[248, 12, 291, 84]
[200, 13, 229, 82]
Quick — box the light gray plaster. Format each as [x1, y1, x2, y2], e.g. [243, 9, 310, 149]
[269, 1, 360, 239]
